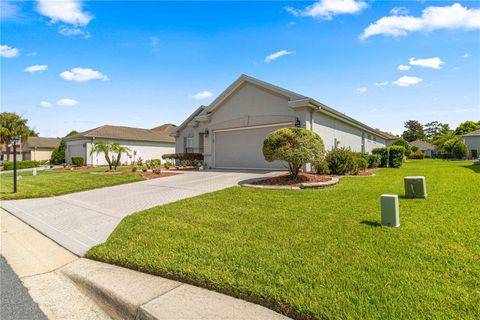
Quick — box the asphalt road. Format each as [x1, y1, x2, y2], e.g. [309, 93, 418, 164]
[0, 255, 47, 320]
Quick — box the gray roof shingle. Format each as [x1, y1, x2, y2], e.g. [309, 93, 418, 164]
[66, 124, 176, 143]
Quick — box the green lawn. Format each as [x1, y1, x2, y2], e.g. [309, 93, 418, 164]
[87, 160, 480, 319]
[0, 168, 144, 200]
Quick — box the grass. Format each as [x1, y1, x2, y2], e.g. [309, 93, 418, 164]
[86, 160, 480, 319]
[0, 167, 144, 200]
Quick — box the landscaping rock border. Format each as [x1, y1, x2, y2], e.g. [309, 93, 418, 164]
[241, 177, 339, 190]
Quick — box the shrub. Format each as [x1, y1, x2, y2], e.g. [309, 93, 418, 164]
[389, 146, 405, 168]
[164, 161, 173, 169]
[146, 159, 161, 171]
[393, 139, 412, 156]
[443, 138, 458, 155]
[367, 154, 381, 168]
[71, 157, 84, 167]
[325, 147, 357, 175]
[136, 157, 143, 166]
[131, 166, 137, 172]
[263, 128, 325, 178]
[372, 147, 389, 167]
[355, 156, 368, 172]
[408, 151, 424, 159]
[142, 168, 147, 172]
[451, 141, 468, 159]
[3, 160, 39, 170]
[312, 160, 330, 175]
[471, 149, 479, 159]
[411, 145, 419, 153]
[162, 153, 203, 166]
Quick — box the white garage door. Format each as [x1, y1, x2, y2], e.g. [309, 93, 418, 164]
[213, 123, 290, 170]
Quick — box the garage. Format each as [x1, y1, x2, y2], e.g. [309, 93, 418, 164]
[213, 123, 289, 169]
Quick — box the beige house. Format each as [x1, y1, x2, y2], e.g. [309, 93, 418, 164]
[65, 124, 176, 165]
[462, 129, 480, 159]
[410, 140, 436, 158]
[21, 137, 61, 161]
[173, 75, 396, 170]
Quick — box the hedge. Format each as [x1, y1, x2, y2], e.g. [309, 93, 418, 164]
[2, 160, 40, 170]
[71, 157, 84, 166]
[408, 151, 424, 159]
[372, 147, 389, 167]
[161, 153, 203, 166]
[389, 146, 405, 168]
[325, 147, 357, 175]
[451, 141, 468, 159]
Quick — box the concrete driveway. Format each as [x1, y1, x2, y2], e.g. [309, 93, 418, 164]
[1, 170, 275, 256]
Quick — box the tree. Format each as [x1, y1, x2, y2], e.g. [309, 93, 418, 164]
[451, 141, 468, 159]
[424, 121, 450, 141]
[401, 120, 426, 142]
[454, 121, 480, 136]
[50, 130, 79, 165]
[443, 138, 458, 155]
[0, 112, 31, 160]
[392, 138, 412, 156]
[433, 130, 458, 152]
[263, 128, 325, 178]
[110, 143, 131, 169]
[90, 142, 114, 170]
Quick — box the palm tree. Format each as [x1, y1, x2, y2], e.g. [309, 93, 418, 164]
[0, 112, 31, 161]
[110, 143, 131, 170]
[433, 130, 458, 153]
[90, 142, 114, 170]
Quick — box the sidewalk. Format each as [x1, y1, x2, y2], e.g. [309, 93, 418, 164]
[1, 209, 289, 320]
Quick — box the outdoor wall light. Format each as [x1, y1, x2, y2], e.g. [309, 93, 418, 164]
[295, 118, 301, 128]
[204, 128, 209, 136]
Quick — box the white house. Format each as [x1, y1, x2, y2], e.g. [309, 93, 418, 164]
[65, 124, 176, 165]
[462, 129, 480, 159]
[173, 75, 396, 170]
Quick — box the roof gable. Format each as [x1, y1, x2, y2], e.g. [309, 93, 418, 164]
[66, 125, 175, 143]
[464, 129, 480, 137]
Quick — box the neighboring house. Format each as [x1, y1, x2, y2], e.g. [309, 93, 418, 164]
[0, 144, 23, 161]
[462, 129, 480, 159]
[173, 75, 396, 170]
[410, 140, 436, 158]
[22, 137, 61, 161]
[65, 124, 176, 165]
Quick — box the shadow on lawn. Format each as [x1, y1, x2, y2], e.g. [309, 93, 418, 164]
[360, 220, 382, 227]
[462, 164, 480, 173]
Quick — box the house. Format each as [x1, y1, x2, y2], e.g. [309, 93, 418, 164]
[1, 144, 23, 161]
[173, 75, 396, 170]
[462, 129, 480, 159]
[21, 137, 61, 161]
[65, 124, 176, 165]
[410, 140, 436, 158]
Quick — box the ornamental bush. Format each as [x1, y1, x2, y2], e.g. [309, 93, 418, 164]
[443, 138, 458, 155]
[354, 156, 368, 173]
[312, 160, 330, 175]
[389, 146, 405, 168]
[2, 160, 40, 170]
[71, 157, 84, 167]
[408, 151, 424, 159]
[367, 154, 381, 168]
[161, 153, 203, 166]
[411, 145, 419, 153]
[325, 147, 357, 175]
[393, 139, 412, 156]
[372, 147, 389, 167]
[263, 128, 325, 178]
[451, 141, 468, 159]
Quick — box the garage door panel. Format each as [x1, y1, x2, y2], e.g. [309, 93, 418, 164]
[214, 125, 288, 169]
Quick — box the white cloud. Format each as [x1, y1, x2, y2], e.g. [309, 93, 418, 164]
[60, 67, 109, 82]
[356, 87, 367, 93]
[57, 98, 79, 106]
[390, 7, 409, 16]
[264, 50, 295, 63]
[24, 65, 48, 73]
[191, 91, 213, 100]
[361, 3, 480, 39]
[58, 26, 90, 38]
[392, 76, 423, 87]
[287, 0, 368, 20]
[409, 57, 444, 69]
[462, 53, 472, 58]
[375, 81, 389, 86]
[398, 64, 411, 71]
[37, 0, 93, 26]
[39, 101, 52, 108]
[0, 45, 19, 58]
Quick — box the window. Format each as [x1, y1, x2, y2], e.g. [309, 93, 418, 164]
[373, 136, 377, 142]
[186, 137, 193, 148]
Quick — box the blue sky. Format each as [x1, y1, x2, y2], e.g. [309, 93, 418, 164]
[1, 0, 479, 137]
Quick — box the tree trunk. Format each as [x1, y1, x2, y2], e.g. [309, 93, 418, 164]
[114, 153, 121, 170]
[104, 153, 112, 170]
[5, 143, 10, 161]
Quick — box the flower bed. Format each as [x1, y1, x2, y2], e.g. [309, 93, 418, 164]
[253, 173, 332, 187]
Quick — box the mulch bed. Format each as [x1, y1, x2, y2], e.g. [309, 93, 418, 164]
[253, 173, 332, 187]
[49, 166, 99, 171]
